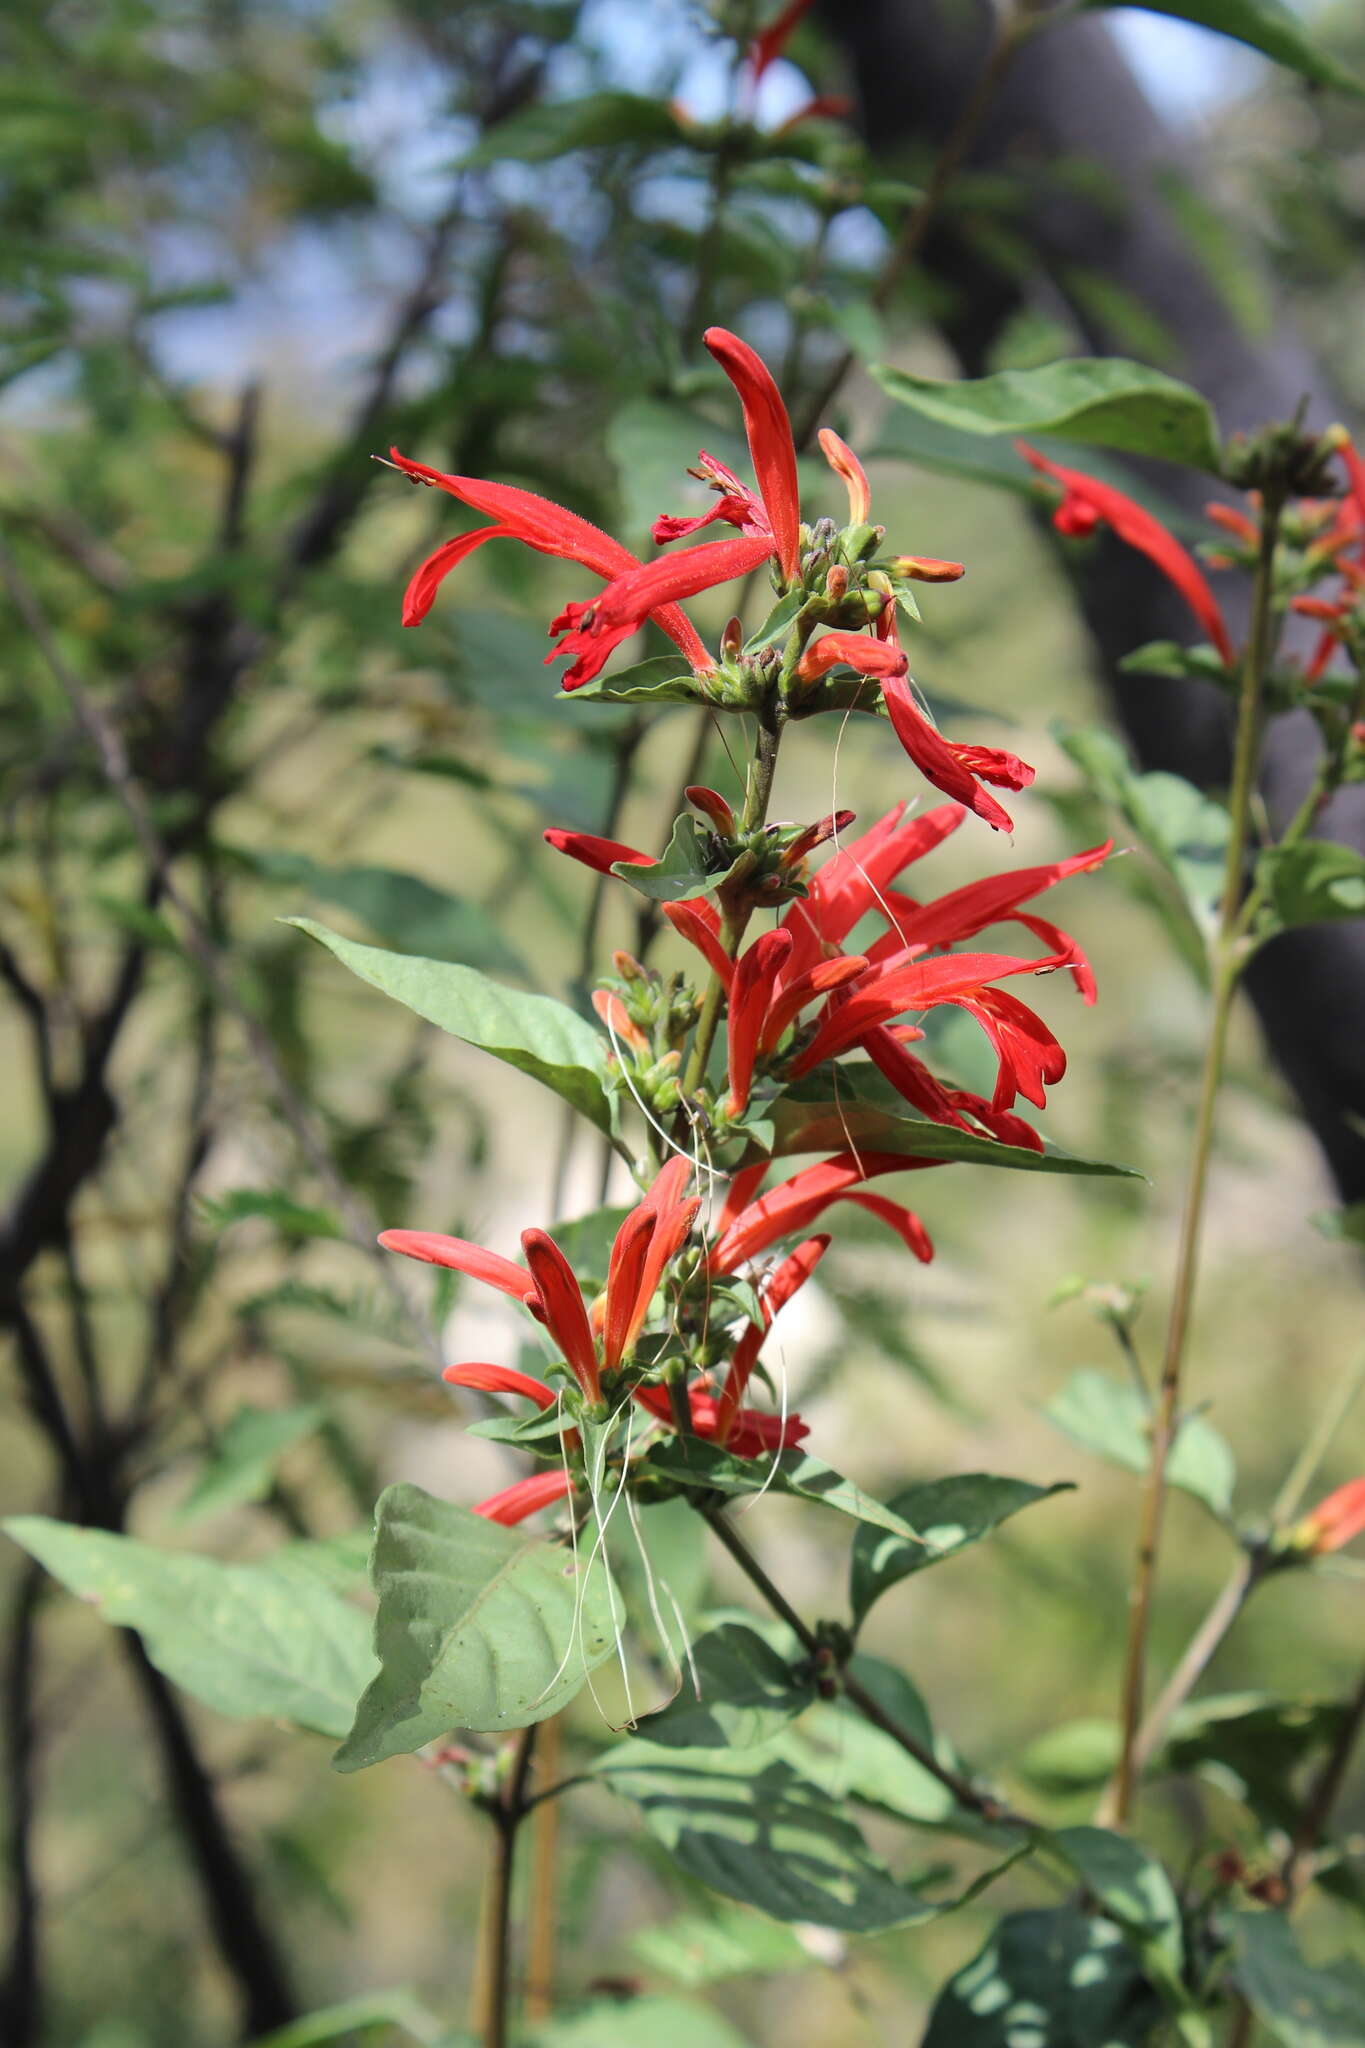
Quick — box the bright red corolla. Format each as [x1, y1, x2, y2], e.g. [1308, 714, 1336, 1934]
[1019, 443, 1234, 666]
[1295, 1477, 1365, 1554]
[381, 1158, 700, 1403]
[385, 448, 715, 689]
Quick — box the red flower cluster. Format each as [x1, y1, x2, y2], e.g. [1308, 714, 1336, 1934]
[392, 327, 1036, 830]
[551, 797, 1107, 1146]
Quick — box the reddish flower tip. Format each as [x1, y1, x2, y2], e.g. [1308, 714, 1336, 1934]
[703, 328, 802, 583]
[1296, 1477, 1365, 1555]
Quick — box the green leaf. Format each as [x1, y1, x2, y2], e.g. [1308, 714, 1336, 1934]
[776, 1657, 994, 1835]
[1059, 727, 1230, 958]
[1230, 1910, 1365, 2047]
[871, 356, 1222, 471]
[1017, 1718, 1122, 1795]
[245, 1990, 442, 2048]
[3, 1516, 375, 1737]
[286, 920, 614, 1135]
[239, 850, 523, 972]
[333, 1485, 618, 1768]
[197, 1188, 340, 1241]
[1256, 841, 1365, 933]
[923, 1907, 1165, 2046]
[528, 1993, 755, 2048]
[645, 1438, 926, 1539]
[629, 1904, 808, 1987]
[597, 1743, 993, 1932]
[1162, 1693, 1346, 1828]
[765, 1068, 1142, 1179]
[1042, 1369, 1236, 1519]
[849, 1474, 1073, 1624]
[1079, 1, 1365, 98]
[1047, 1826, 1184, 1988]
[177, 1404, 326, 1523]
[612, 814, 717, 903]
[565, 656, 709, 707]
[634, 1622, 815, 1750]
[1119, 639, 1231, 683]
[461, 91, 688, 167]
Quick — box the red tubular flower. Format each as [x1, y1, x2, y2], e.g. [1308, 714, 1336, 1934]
[686, 784, 737, 833]
[710, 1151, 941, 1274]
[893, 554, 966, 584]
[663, 898, 735, 990]
[653, 452, 770, 548]
[593, 988, 650, 1056]
[755, 952, 867, 1059]
[442, 1361, 559, 1407]
[725, 929, 794, 1116]
[779, 800, 965, 974]
[942, 986, 1066, 1112]
[863, 842, 1112, 1000]
[387, 448, 712, 680]
[1295, 1478, 1365, 1554]
[1019, 444, 1235, 666]
[747, 0, 818, 86]
[543, 827, 653, 876]
[552, 534, 776, 687]
[771, 94, 852, 137]
[882, 676, 1022, 833]
[474, 1470, 576, 1527]
[789, 947, 1064, 1077]
[523, 1228, 602, 1401]
[818, 428, 871, 526]
[381, 1160, 698, 1406]
[376, 1230, 539, 1302]
[632, 1382, 809, 1457]
[703, 328, 802, 582]
[795, 630, 908, 686]
[715, 1234, 829, 1442]
[779, 808, 857, 870]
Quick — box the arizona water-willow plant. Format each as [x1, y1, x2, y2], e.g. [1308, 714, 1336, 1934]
[7, 2, 1365, 2045]
[16, 310, 1365, 2046]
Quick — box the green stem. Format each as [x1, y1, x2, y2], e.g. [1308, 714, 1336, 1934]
[1271, 1349, 1365, 1524]
[1127, 1554, 1261, 1781]
[700, 1502, 1032, 1831]
[482, 1724, 538, 2048]
[677, 710, 784, 1103]
[1107, 490, 1286, 1829]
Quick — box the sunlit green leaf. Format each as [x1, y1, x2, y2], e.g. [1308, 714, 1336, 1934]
[766, 1067, 1142, 1178]
[528, 1992, 755, 2047]
[923, 1907, 1165, 2046]
[334, 1485, 618, 1767]
[646, 1439, 926, 1539]
[4, 1516, 375, 1737]
[1042, 1368, 1236, 1519]
[872, 356, 1222, 471]
[634, 1622, 815, 1750]
[1256, 841, 1365, 935]
[850, 1474, 1073, 1624]
[286, 920, 614, 1135]
[628, 1904, 808, 1987]
[1230, 1910, 1365, 2046]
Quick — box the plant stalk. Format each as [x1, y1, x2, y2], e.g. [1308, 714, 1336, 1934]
[1107, 489, 1285, 1828]
[701, 1503, 1032, 1831]
[482, 1723, 539, 2048]
[678, 710, 784, 1104]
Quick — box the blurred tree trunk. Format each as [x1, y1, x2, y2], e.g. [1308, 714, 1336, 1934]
[828, 0, 1365, 1199]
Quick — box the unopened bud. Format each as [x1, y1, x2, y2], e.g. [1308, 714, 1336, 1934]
[893, 554, 966, 583]
[612, 949, 647, 984]
[720, 614, 744, 659]
[826, 564, 849, 601]
[686, 784, 736, 834]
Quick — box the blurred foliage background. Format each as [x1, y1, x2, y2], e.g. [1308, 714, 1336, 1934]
[2, 1, 1363, 2043]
